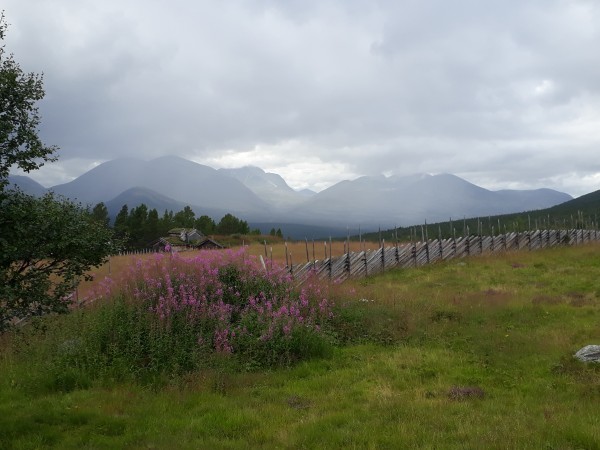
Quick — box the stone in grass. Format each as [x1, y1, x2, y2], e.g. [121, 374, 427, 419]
[447, 386, 485, 401]
[574, 345, 600, 363]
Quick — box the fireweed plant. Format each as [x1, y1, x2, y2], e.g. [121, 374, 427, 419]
[52, 249, 334, 383]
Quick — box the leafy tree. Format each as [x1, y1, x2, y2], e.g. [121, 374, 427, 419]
[91, 202, 110, 227]
[0, 191, 117, 331]
[194, 215, 216, 235]
[159, 209, 174, 235]
[127, 204, 149, 248]
[173, 205, 195, 228]
[216, 213, 250, 235]
[113, 204, 129, 240]
[270, 228, 276, 236]
[0, 14, 115, 330]
[276, 228, 283, 238]
[146, 208, 160, 242]
[0, 13, 57, 188]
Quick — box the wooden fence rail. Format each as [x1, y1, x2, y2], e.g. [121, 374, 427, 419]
[286, 229, 600, 285]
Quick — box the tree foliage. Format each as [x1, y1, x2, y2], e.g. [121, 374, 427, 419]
[0, 13, 57, 188]
[110, 204, 252, 248]
[216, 213, 250, 235]
[0, 14, 115, 330]
[270, 227, 283, 238]
[195, 214, 216, 235]
[0, 191, 117, 331]
[91, 202, 110, 227]
[173, 205, 195, 228]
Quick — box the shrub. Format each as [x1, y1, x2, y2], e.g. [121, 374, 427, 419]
[44, 248, 333, 383]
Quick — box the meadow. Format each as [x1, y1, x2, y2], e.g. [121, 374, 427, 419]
[1, 242, 600, 449]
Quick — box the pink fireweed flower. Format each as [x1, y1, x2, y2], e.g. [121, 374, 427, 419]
[85, 246, 333, 354]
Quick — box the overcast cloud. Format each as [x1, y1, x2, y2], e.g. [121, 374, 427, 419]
[4, 0, 600, 195]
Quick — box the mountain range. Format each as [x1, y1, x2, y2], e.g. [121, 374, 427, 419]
[7, 155, 574, 237]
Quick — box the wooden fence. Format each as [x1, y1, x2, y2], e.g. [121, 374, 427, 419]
[285, 228, 600, 285]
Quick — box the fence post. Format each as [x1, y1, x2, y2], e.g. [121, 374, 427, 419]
[285, 241, 289, 267]
[452, 227, 457, 258]
[305, 238, 309, 263]
[381, 239, 385, 272]
[438, 225, 443, 260]
[412, 242, 417, 267]
[345, 248, 351, 277]
[328, 237, 332, 280]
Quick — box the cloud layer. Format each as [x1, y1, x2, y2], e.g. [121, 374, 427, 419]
[4, 0, 600, 195]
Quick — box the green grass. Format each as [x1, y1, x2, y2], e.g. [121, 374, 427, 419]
[2, 244, 600, 449]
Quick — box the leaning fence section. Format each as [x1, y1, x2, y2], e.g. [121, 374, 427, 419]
[287, 229, 600, 285]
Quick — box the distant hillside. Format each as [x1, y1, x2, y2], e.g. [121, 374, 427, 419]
[547, 189, 600, 215]
[6, 175, 47, 197]
[361, 189, 600, 243]
[288, 173, 572, 227]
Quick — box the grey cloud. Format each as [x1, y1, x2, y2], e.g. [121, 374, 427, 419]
[3, 0, 600, 196]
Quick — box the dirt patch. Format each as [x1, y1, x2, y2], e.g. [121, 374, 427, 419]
[461, 289, 512, 306]
[287, 395, 311, 410]
[532, 295, 562, 306]
[430, 310, 462, 323]
[484, 288, 505, 296]
[569, 298, 590, 307]
[483, 289, 512, 306]
[448, 386, 485, 401]
[566, 292, 591, 307]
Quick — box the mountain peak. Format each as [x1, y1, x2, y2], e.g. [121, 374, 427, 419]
[41, 156, 574, 230]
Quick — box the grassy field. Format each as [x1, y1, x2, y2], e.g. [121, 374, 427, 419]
[2, 243, 600, 449]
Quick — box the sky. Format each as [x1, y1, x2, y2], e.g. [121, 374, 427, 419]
[3, 0, 600, 196]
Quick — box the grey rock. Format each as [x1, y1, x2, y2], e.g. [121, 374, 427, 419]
[574, 345, 600, 362]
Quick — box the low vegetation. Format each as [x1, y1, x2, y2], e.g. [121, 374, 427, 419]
[9, 249, 332, 387]
[2, 243, 600, 448]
